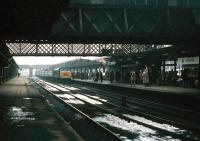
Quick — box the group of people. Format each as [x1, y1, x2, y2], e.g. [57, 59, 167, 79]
[181, 68, 198, 88]
[130, 65, 149, 87]
[93, 71, 104, 83]
[71, 66, 198, 88]
[72, 66, 150, 86]
[93, 70, 115, 83]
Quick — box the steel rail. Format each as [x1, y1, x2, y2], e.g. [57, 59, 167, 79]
[40, 80, 199, 141]
[32, 79, 122, 141]
[70, 83, 200, 121]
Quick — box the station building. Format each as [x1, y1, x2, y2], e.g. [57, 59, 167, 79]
[36, 53, 199, 88]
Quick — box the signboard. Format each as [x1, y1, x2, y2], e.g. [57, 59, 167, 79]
[178, 56, 199, 65]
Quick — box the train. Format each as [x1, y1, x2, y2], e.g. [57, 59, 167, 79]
[37, 67, 72, 79]
[69, 0, 200, 7]
[53, 67, 72, 79]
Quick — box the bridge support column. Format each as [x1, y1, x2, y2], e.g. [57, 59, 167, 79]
[162, 60, 166, 85]
[198, 56, 200, 89]
[174, 59, 177, 86]
[90, 67, 92, 80]
[0, 67, 3, 84]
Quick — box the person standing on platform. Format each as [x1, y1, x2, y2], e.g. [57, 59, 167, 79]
[91, 72, 93, 80]
[99, 71, 103, 83]
[130, 71, 136, 87]
[161, 70, 165, 85]
[182, 68, 189, 88]
[110, 70, 114, 83]
[95, 71, 99, 82]
[157, 71, 162, 86]
[142, 65, 149, 86]
[139, 69, 143, 84]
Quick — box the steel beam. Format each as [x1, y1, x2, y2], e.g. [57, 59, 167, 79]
[50, 6, 200, 44]
[5, 43, 168, 56]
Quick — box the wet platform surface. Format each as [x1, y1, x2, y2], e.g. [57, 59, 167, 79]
[74, 79, 200, 98]
[0, 77, 83, 141]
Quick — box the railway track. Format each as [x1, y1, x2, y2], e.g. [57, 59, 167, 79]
[56, 83, 200, 140]
[32, 79, 122, 141]
[68, 83, 200, 127]
[32, 78, 200, 141]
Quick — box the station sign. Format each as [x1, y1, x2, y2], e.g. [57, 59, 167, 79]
[177, 56, 199, 65]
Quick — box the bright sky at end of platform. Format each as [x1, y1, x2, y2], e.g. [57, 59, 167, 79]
[13, 56, 102, 65]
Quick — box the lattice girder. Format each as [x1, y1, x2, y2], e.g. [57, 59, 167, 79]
[6, 43, 169, 56]
[51, 6, 200, 44]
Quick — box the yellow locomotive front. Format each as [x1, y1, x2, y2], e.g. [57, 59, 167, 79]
[53, 67, 72, 79]
[60, 70, 72, 79]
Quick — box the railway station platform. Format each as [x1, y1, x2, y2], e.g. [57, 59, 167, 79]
[68, 78, 200, 112]
[73, 79, 200, 97]
[0, 77, 83, 141]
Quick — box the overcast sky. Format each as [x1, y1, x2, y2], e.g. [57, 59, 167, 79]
[13, 56, 101, 65]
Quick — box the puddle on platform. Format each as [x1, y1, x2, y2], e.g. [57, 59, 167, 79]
[73, 113, 85, 120]
[93, 114, 181, 141]
[7, 106, 35, 123]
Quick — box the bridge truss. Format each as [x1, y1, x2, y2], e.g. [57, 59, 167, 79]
[6, 43, 170, 56]
[1, 5, 199, 44]
[51, 6, 200, 44]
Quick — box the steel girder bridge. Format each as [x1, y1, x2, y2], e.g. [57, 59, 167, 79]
[51, 6, 200, 44]
[1, 2, 200, 56]
[6, 43, 170, 56]
[1, 5, 200, 44]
